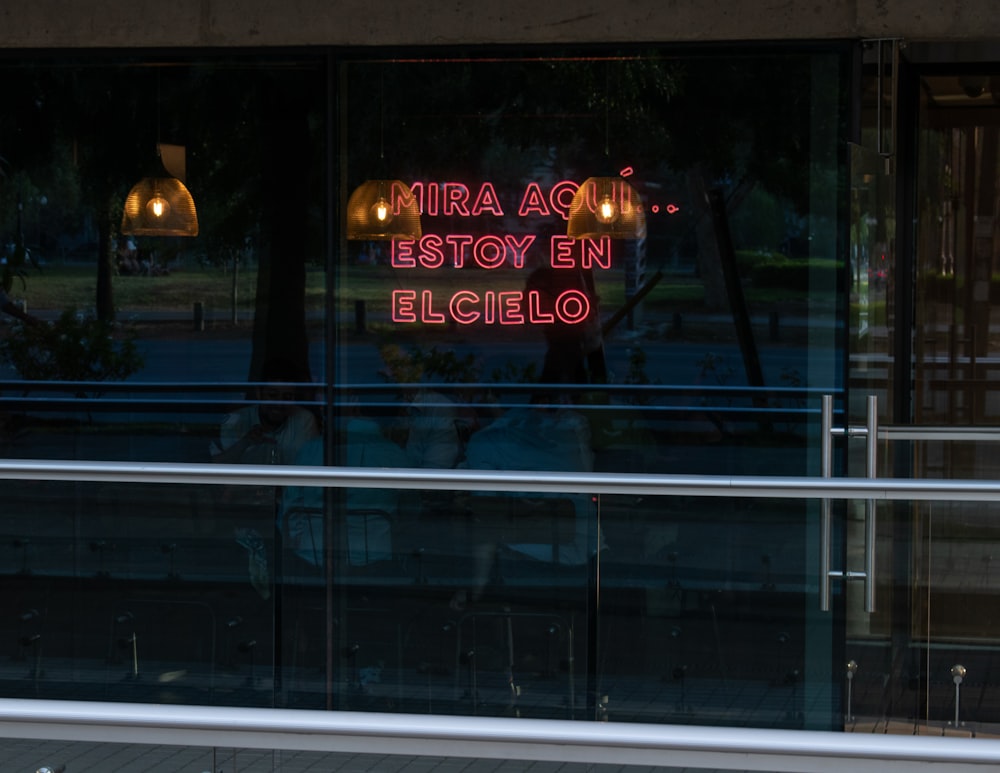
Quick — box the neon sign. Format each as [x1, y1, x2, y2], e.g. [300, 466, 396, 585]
[380, 178, 679, 327]
[392, 234, 536, 270]
[392, 288, 591, 325]
[406, 182, 505, 217]
[391, 235, 611, 271]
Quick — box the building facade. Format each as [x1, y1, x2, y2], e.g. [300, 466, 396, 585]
[2, 2, 1000, 770]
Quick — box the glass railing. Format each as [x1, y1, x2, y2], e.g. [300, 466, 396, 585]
[3, 461, 1000, 771]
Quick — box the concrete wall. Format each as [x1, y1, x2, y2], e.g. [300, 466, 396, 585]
[0, 1, 997, 49]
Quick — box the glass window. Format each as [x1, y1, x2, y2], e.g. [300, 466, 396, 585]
[0, 49, 330, 708]
[330, 48, 850, 727]
[0, 45, 852, 730]
[339, 51, 847, 478]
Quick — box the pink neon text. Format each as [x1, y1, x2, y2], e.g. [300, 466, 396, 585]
[391, 233, 536, 269]
[392, 288, 591, 326]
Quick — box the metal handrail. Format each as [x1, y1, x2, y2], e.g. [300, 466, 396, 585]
[2, 699, 999, 772]
[0, 379, 833, 397]
[880, 425, 1000, 442]
[0, 379, 831, 419]
[3, 458, 1000, 500]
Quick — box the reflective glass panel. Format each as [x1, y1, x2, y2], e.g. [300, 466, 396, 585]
[0, 45, 852, 734]
[338, 50, 848, 728]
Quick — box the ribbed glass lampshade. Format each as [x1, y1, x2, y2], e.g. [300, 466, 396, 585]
[346, 179, 422, 241]
[566, 176, 646, 240]
[121, 175, 199, 237]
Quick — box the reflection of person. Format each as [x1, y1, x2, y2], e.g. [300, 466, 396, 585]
[402, 389, 463, 469]
[211, 359, 319, 466]
[212, 358, 319, 599]
[525, 265, 604, 385]
[280, 411, 418, 569]
[0, 286, 41, 326]
[116, 238, 141, 275]
[452, 402, 599, 609]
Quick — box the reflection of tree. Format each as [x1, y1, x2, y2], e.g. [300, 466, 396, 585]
[69, 65, 151, 322]
[1, 63, 175, 321]
[2, 49, 837, 385]
[0, 66, 123, 316]
[344, 52, 836, 399]
[0, 307, 143, 392]
[186, 64, 263, 327]
[350, 51, 832, 281]
[0, 149, 81, 260]
[0, 57, 325, 384]
[248, 71, 321, 382]
[350, 57, 683, 191]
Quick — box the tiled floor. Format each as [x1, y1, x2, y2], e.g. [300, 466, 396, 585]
[3, 739, 442, 773]
[1, 737, 745, 773]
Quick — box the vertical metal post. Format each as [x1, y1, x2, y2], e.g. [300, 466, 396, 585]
[874, 38, 898, 163]
[951, 665, 966, 729]
[820, 394, 878, 612]
[820, 395, 833, 611]
[876, 41, 885, 156]
[864, 394, 878, 613]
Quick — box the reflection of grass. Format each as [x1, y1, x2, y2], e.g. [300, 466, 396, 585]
[7, 264, 98, 309]
[850, 299, 886, 327]
[340, 264, 713, 316]
[22, 262, 804, 317]
[15, 263, 313, 313]
[641, 281, 705, 310]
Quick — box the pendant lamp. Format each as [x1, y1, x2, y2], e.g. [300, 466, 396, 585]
[567, 63, 645, 241]
[566, 175, 646, 240]
[346, 178, 422, 240]
[121, 146, 199, 237]
[345, 67, 422, 241]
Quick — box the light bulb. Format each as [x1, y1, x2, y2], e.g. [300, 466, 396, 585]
[370, 197, 393, 226]
[596, 195, 618, 224]
[147, 196, 170, 220]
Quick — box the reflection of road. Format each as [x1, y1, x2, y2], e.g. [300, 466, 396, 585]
[130, 334, 834, 390]
[124, 333, 836, 478]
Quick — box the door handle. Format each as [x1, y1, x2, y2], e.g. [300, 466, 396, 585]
[820, 395, 833, 612]
[864, 394, 877, 613]
[820, 394, 877, 612]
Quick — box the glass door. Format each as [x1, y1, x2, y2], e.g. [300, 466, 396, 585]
[843, 137, 899, 732]
[905, 66, 1000, 737]
[847, 59, 1000, 737]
